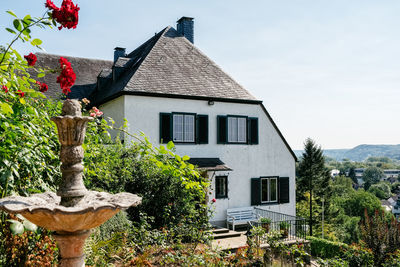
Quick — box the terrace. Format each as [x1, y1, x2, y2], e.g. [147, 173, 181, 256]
[212, 207, 307, 251]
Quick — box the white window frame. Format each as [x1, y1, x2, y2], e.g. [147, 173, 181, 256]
[261, 177, 278, 203]
[227, 116, 247, 143]
[173, 113, 195, 143]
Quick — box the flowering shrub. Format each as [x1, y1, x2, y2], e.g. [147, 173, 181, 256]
[56, 56, 76, 95]
[24, 52, 37, 66]
[45, 0, 80, 30]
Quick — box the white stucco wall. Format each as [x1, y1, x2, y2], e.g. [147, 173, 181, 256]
[100, 95, 296, 224]
[98, 96, 125, 140]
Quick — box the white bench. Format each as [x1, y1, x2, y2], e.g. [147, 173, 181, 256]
[226, 207, 260, 231]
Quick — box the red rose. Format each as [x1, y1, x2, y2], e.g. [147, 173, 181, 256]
[45, 0, 80, 30]
[56, 57, 76, 96]
[24, 53, 37, 66]
[2, 85, 8, 93]
[36, 81, 48, 93]
[16, 90, 24, 98]
[212, 198, 216, 203]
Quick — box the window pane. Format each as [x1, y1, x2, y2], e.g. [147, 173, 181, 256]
[261, 178, 268, 202]
[238, 117, 247, 142]
[184, 115, 194, 142]
[173, 114, 183, 142]
[270, 178, 277, 201]
[216, 176, 227, 198]
[228, 117, 238, 142]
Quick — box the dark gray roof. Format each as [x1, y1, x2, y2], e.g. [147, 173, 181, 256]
[89, 26, 258, 105]
[32, 53, 113, 99]
[187, 158, 232, 171]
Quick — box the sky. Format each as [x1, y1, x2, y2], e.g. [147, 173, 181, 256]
[1, 0, 399, 150]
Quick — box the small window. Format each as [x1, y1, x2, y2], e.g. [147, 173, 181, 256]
[251, 176, 289, 205]
[261, 177, 278, 203]
[217, 115, 258, 144]
[215, 176, 228, 198]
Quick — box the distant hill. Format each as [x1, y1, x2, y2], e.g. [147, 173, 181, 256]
[294, 144, 400, 162]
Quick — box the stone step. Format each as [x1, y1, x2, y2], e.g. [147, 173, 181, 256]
[213, 231, 242, 240]
[212, 228, 230, 234]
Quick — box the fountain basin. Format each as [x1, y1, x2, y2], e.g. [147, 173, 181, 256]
[0, 191, 141, 232]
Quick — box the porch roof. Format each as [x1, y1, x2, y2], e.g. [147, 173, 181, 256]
[187, 158, 232, 171]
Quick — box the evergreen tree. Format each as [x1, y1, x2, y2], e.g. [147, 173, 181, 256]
[297, 138, 331, 236]
[348, 167, 358, 184]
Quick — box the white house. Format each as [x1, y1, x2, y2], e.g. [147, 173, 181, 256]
[37, 17, 297, 226]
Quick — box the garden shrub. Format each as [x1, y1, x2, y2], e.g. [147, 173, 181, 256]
[2, 214, 58, 266]
[83, 134, 211, 243]
[308, 236, 344, 259]
[308, 236, 374, 267]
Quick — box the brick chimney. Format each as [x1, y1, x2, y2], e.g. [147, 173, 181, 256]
[177, 17, 194, 44]
[114, 47, 126, 62]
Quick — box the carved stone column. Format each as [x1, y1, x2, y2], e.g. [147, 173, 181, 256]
[51, 100, 93, 206]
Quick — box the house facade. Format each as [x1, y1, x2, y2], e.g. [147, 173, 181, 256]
[37, 17, 297, 226]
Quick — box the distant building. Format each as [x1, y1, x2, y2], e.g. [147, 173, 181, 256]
[383, 169, 400, 180]
[352, 168, 399, 184]
[330, 169, 340, 178]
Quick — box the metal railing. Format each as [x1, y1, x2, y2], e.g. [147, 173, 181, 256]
[247, 207, 307, 241]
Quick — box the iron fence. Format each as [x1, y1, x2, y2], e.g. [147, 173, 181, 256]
[247, 207, 307, 241]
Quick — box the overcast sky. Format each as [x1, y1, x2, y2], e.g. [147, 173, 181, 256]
[1, 0, 399, 150]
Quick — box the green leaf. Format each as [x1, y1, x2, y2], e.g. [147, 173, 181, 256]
[37, 72, 46, 78]
[167, 141, 174, 150]
[6, 28, 16, 34]
[13, 19, 22, 31]
[31, 38, 42, 46]
[6, 10, 17, 18]
[0, 102, 13, 114]
[19, 98, 26, 104]
[0, 169, 12, 184]
[182, 155, 190, 161]
[8, 220, 24, 235]
[175, 155, 181, 161]
[22, 28, 31, 36]
[23, 219, 37, 232]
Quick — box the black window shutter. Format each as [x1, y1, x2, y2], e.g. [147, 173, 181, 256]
[196, 115, 208, 144]
[279, 177, 290, 204]
[248, 117, 259, 145]
[251, 178, 261, 205]
[217, 116, 227, 144]
[159, 113, 172, 143]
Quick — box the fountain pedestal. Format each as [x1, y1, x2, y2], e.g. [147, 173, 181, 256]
[54, 230, 90, 267]
[0, 99, 142, 266]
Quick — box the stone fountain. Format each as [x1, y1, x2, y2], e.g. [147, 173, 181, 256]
[0, 99, 142, 266]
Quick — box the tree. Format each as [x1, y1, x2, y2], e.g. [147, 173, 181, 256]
[368, 182, 392, 200]
[363, 166, 385, 190]
[297, 138, 331, 236]
[348, 167, 358, 184]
